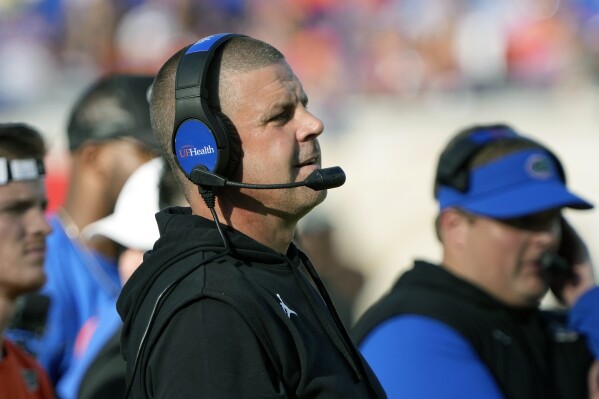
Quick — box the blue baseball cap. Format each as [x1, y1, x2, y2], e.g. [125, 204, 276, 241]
[437, 149, 594, 218]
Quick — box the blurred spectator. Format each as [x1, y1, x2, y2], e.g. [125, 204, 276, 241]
[0, 123, 54, 399]
[454, 7, 507, 90]
[56, 156, 185, 399]
[3, 0, 599, 110]
[0, 37, 57, 106]
[353, 124, 599, 398]
[113, 4, 191, 73]
[6, 74, 159, 386]
[505, 2, 578, 88]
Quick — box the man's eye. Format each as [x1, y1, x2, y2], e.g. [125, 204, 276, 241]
[0, 201, 46, 216]
[270, 107, 295, 125]
[1, 204, 29, 215]
[272, 112, 290, 123]
[501, 214, 558, 232]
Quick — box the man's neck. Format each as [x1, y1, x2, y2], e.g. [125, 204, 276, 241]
[236, 216, 295, 254]
[62, 165, 116, 233]
[192, 200, 297, 254]
[62, 196, 109, 234]
[0, 296, 15, 340]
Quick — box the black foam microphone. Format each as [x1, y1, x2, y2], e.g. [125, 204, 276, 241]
[190, 166, 346, 191]
[9, 293, 50, 336]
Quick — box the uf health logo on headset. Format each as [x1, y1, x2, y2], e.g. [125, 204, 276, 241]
[175, 121, 218, 173]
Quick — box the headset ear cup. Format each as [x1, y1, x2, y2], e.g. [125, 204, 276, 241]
[214, 111, 242, 179]
[173, 116, 221, 176]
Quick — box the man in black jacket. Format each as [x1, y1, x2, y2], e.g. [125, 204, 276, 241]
[353, 124, 599, 399]
[117, 33, 385, 398]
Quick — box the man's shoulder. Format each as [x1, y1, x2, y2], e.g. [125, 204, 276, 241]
[129, 253, 288, 365]
[353, 260, 489, 344]
[1, 340, 54, 398]
[2, 339, 43, 371]
[161, 253, 273, 308]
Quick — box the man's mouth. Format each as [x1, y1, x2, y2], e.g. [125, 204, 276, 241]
[295, 156, 319, 168]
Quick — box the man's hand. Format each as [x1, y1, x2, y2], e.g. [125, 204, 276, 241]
[554, 217, 596, 307]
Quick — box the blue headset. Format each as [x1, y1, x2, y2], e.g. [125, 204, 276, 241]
[172, 33, 244, 181]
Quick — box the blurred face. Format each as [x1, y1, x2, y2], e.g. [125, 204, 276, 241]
[102, 138, 157, 209]
[223, 61, 326, 220]
[0, 179, 51, 299]
[461, 209, 561, 307]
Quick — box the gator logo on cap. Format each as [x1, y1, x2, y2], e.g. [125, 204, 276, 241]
[526, 154, 553, 180]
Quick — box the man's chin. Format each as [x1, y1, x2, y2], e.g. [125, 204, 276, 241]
[308, 187, 328, 209]
[297, 189, 327, 219]
[519, 284, 549, 308]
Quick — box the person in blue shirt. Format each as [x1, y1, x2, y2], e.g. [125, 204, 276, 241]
[353, 124, 599, 399]
[7, 74, 159, 384]
[55, 156, 186, 399]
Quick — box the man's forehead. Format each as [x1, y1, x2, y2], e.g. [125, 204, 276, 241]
[229, 62, 299, 90]
[225, 63, 306, 115]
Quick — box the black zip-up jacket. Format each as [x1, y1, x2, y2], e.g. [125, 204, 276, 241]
[352, 261, 592, 399]
[117, 207, 385, 398]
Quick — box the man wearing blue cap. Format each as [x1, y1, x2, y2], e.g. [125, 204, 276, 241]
[353, 124, 599, 399]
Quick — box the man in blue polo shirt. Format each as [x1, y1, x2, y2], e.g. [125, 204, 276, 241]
[353, 124, 599, 399]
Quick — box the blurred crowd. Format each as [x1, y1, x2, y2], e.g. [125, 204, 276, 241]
[2, 0, 599, 112]
[1, 4, 599, 396]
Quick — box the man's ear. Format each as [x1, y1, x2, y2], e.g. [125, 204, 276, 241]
[438, 208, 470, 249]
[76, 141, 104, 171]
